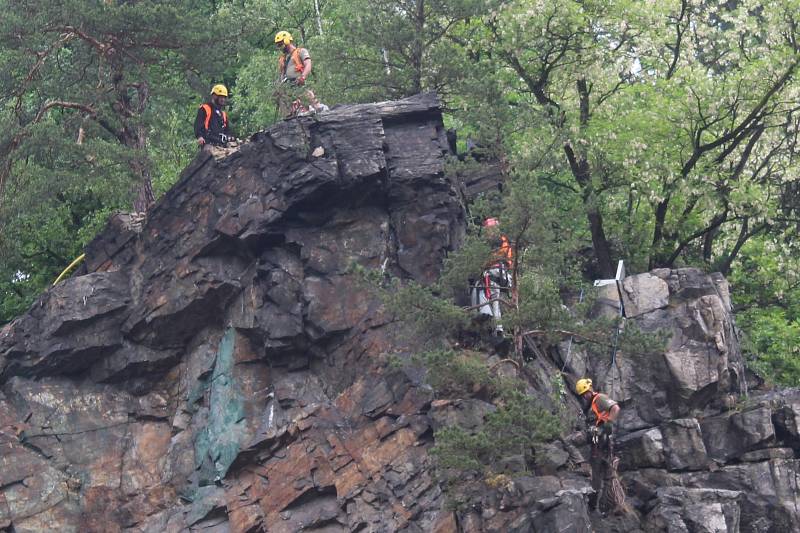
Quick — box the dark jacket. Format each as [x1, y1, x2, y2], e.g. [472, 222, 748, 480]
[194, 102, 230, 145]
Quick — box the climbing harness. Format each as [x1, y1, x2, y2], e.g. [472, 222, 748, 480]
[278, 48, 306, 81]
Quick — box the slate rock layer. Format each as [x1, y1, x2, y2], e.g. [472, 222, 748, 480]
[2, 94, 799, 533]
[0, 94, 465, 532]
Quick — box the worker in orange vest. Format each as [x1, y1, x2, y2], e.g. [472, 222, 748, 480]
[195, 84, 232, 148]
[276, 31, 312, 87]
[274, 31, 328, 118]
[471, 217, 513, 335]
[576, 378, 621, 511]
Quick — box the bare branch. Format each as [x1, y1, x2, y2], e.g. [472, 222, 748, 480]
[682, 57, 800, 177]
[666, 0, 690, 79]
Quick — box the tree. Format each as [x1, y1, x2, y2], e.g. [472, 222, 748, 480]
[729, 236, 800, 386]
[450, 0, 800, 277]
[0, 0, 237, 212]
[0, 0, 252, 323]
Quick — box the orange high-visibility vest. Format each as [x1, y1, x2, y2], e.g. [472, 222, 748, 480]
[278, 48, 305, 75]
[591, 393, 611, 426]
[498, 235, 513, 263]
[199, 104, 227, 131]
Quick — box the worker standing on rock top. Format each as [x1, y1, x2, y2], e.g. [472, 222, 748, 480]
[274, 31, 328, 118]
[576, 377, 626, 513]
[195, 84, 232, 148]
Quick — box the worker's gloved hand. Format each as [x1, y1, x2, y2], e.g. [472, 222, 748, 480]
[600, 421, 614, 437]
[297, 76, 306, 86]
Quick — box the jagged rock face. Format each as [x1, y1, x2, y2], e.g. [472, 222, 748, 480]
[0, 94, 465, 532]
[1, 93, 799, 533]
[562, 269, 800, 533]
[572, 268, 747, 428]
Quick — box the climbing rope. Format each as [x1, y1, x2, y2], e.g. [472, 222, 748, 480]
[561, 288, 584, 372]
[609, 279, 626, 392]
[52, 253, 85, 285]
[594, 438, 627, 514]
[602, 457, 626, 513]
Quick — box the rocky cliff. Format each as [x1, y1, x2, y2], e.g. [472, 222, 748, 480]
[1, 94, 799, 532]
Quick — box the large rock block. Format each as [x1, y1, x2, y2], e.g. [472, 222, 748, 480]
[591, 268, 746, 428]
[0, 94, 466, 532]
[531, 490, 592, 533]
[621, 271, 670, 318]
[644, 487, 742, 533]
[0, 271, 130, 377]
[682, 459, 800, 532]
[661, 418, 709, 471]
[429, 399, 496, 432]
[767, 390, 800, 448]
[616, 427, 666, 470]
[699, 403, 775, 462]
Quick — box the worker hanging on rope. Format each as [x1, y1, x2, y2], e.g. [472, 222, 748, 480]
[195, 84, 233, 149]
[471, 217, 513, 336]
[575, 378, 626, 514]
[274, 31, 328, 118]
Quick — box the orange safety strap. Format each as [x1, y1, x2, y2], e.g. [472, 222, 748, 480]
[591, 393, 611, 426]
[278, 48, 305, 74]
[200, 104, 227, 131]
[484, 272, 492, 299]
[499, 235, 513, 262]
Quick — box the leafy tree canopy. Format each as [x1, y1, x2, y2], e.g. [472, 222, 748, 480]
[0, 0, 798, 386]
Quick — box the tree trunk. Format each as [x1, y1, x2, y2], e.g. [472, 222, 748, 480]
[586, 204, 614, 278]
[410, 0, 425, 94]
[649, 197, 670, 269]
[123, 122, 155, 213]
[564, 142, 615, 278]
[132, 154, 155, 213]
[314, 0, 323, 34]
[114, 68, 154, 213]
[571, 78, 614, 278]
[128, 119, 155, 213]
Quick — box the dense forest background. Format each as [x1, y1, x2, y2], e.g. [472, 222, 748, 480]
[1, 0, 798, 385]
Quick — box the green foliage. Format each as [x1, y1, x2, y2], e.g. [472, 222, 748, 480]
[438, 233, 492, 296]
[446, 0, 800, 279]
[394, 347, 564, 478]
[382, 280, 470, 345]
[739, 310, 800, 387]
[502, 270, 572, 336]
[730, 237, 800, 387]
[0, 0, 797, 392]
[417, 349, 493, 398]
[0, 0, 251, 322]
[432, 387, 562, 475]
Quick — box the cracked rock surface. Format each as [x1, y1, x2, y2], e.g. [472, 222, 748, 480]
[1, 94, 463, 532]
[1, 94, 799, 532]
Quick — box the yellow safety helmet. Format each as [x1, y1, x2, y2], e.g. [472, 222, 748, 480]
[274, 31, 293, 46]
[210, 84, 229, 97]
[575, 378, 593, 395]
